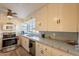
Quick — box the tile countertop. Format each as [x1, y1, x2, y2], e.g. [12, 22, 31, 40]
[21, 34, 79, 56]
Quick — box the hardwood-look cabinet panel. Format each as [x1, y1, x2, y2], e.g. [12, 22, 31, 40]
[43, 44, 52, 56]
[36, 42, 45, 56]
[47, 4, 77, 32]
[77, 4, 79, 32]
[20, 36, 29, 52]
[33, 4, 77, 32]
[33, 6, 48, 31]
[59, 4, 77, 32]
[36, 42, 73, 56]
[51, 47, 72, 56]
[47, 4, 63, 31]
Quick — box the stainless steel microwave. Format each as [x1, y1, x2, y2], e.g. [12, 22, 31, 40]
[3, 24, 15, 31]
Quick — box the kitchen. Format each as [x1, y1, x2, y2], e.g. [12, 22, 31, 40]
[0, 3, 79, 56]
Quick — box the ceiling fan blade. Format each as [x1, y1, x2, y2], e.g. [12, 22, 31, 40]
[7, 9, 12, 12]
[12, 13, 17, 15]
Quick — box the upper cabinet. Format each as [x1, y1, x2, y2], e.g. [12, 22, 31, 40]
[47, 4, 63, 31]
[47, 4, 77, 32]
[33, 4, 78, 32]
[33, 5, 48, 31]
[60, 4, 77, 32]
[77, 4, 79, 32]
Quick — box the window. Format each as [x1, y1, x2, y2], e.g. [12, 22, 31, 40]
[21, 17, 38, 34]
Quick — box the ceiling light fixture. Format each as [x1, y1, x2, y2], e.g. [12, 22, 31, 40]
[7, 15, 13, 19]
[7, 9, 13, 18]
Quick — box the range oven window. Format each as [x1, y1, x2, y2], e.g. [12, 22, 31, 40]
[3, 34, 16, 39]
[2, 38, 17, 47]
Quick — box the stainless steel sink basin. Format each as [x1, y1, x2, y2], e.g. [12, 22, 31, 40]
[65, 40, 78, 46]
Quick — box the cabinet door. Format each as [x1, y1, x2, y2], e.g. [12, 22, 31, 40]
[33, 6, 48, 31]
[51, 47, 72, 56]
[35, 42, 39, 56]
[21, 37, 25, 48]
[47, 4, 62, 31]
[21, 37, 26, 48]
[36, 42, 44, 56]
[59, 4, 77, 32]
[77, 4, 79, 44]
[24, 38, 29, 52]
[43, 44, 52, 56]
[36, 42, 52, 56]
[21, 36, 29, 52]
[77, 4, 79, 32]
[0, 39, 2, 50]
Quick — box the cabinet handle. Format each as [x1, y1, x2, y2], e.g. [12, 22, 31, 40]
[57, 20, 59, 24]
[45, 48, 47, 50]
[58, 19, 60, 24]
[57, 19, 60, 24]
[38, 23, 41, 26]
[41, 50, 44, 54]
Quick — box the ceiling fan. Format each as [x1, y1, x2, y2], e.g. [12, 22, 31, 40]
[7, 9, 17, 18]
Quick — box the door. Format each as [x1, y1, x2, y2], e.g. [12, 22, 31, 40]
[36, 42, 44, 56]
[36, 42, 40, 56]
[36, 42, 52, 56]
[77, 4, 79, 45]
[47, 4, 77, 32]
[47, 4, 62, 31]
[59, 4, 77, 32]
[77, 4, 79, 32]
[51, 47, 72, 56]
[43, 44, 52, 56]
[33, 5, 48, 31]
[21, 36, 29, 52]
[24, 38, 29, 52]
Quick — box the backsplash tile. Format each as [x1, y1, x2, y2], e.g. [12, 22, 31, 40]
[40, 31, 78, 43]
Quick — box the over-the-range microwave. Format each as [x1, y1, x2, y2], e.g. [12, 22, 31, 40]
[3, 24, 15, 31]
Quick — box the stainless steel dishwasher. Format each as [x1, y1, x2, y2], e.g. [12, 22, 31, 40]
[29, 39, 35, 56]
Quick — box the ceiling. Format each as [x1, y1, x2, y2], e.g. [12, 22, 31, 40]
[0, 3, 45, 19]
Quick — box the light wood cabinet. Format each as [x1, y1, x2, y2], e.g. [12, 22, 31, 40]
[43, 44, 52, 56]
[33, 6, 48, 31]
[59, 4, 77, 32]
[0, 39, 2, 50]
[77, 4, 79, 32]
[21, 36, 29, 52]
[47, 4, 63, 31]
[36, 42, 73, 56]
[36, 42, 44, 56]
[33, 4, 78, 32]
[51, 47, 72, 56]
[36, 42, 52, 56]
[47, 4, 77, 32]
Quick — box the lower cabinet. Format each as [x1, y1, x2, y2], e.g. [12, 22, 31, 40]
[36, 42, 44, 56]
[36, 42, 52, 56]
[51, 48, 72, 56]
[20, 36, 29, 52]
[0, 39, 2, 50]
[36, 42, 73, 56]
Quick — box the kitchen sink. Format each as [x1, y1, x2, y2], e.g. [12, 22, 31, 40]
[65, 40, 78, 46]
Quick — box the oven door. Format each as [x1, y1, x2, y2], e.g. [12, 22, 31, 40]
[2, 38, 17, 47]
